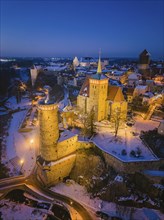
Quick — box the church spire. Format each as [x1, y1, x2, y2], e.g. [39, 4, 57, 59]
[97, 49, 102, 74]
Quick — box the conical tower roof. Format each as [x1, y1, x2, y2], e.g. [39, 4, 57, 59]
[97, 57, 102, 74]
[91, 50, 107, 80]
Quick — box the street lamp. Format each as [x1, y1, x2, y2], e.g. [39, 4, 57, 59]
[20, 159, 24, 174]
[30, 139, 34, 150]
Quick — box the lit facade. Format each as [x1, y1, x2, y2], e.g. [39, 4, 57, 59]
[77, 58, 127, 121]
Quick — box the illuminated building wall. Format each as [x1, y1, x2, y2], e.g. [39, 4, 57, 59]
[88, 78, 108, 121]
[108, 101, 127, 121]
[77, 78, 108, 121]
[38, 155, 76, 186]
[57, 135, 78, 159]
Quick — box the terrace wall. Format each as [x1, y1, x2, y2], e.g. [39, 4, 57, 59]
[102, 151, 164, 173]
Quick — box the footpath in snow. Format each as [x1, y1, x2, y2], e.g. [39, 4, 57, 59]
[2, 96, 39, 177]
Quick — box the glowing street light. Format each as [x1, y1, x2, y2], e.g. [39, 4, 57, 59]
[30, 139, 34, 150]
[30, 139, 34, 144]
[20, 159, 24, 174]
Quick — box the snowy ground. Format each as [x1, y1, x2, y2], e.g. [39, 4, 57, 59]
[0, 199, 48, 220]
[92, 116, 160, 162]
[51, 181, 164, 220]
[5, 96, 31, 110]
[1, 96, 39, 177]
[51, 181, 102, 220]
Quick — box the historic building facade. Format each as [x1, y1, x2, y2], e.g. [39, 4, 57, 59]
[36, 101, 79, 185]
[77, 57, 127, 121]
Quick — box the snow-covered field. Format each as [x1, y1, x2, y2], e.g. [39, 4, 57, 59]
[92, 117, 160, 162]
[0, 199, 48, 220]
[51, 181, 164, 220]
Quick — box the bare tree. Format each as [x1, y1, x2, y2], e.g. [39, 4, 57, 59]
[110, 107, 126, 137]
[80, 108, 95, 138]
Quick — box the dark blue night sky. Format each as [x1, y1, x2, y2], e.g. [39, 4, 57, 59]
[1, 0, 164, 58]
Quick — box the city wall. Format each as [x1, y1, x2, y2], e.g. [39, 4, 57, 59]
[37, 155, 76, 186]
[102, 151, 164, 173]
[57, 136, 77, 159]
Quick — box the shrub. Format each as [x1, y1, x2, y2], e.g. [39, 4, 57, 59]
[130, 150, 136, 157]
[121, 149, 127, 156]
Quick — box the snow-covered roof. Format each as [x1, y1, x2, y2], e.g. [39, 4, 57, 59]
[128, 73, 138, 80]
[44, 66, 67, 71]
[58, 130, 77, 143]
[80, 57, 96, 63]
[79, 77, 90, 97]
[112, 71, 124, 76]
[114, 175, 124, 182]
[143, 92, 154, 98]
[135, 85, 147, 90]
[109, 79, 121, 86]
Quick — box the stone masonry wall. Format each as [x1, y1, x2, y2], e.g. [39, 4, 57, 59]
[37, 155, 76, 186]
[57, 136, 78, 159]
[103, 151, 163, 173]
[38, 103, 59, 161]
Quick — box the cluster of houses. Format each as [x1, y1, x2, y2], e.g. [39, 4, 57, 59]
[29, 50, 164, 123]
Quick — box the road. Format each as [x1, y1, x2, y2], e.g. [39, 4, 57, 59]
[0, 173, 93, 220]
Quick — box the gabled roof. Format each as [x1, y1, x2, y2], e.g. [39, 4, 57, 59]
[79, 76, 90, 97]
[128, 73, 138, 80]
[108, 86, 125, 102]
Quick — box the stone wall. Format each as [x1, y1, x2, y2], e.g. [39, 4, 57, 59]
[37, 154, 76, 186]
[57, 136, 78, 159]
[102, 151, 163, 173]
[77, 141, 93, 149]
[38, 103, 59, 161]
[77, 95, 87, 113]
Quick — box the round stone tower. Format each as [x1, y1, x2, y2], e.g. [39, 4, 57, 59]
[38, 101, 59, 161]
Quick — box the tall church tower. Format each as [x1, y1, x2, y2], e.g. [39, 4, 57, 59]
[77, 53, 108, 121]
[38, 101, 59, 161]
[88, 56, 108, 121]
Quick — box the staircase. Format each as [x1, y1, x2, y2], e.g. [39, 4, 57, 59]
[144, 94, 163, 120]
[144, 104, 157, 120]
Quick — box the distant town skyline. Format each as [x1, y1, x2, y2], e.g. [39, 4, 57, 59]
[1, 0, 164, 59]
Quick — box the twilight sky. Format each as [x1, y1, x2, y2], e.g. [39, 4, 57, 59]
[1, 0, 164, 58]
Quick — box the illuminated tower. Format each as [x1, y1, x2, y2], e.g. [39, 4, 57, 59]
[88, 56, 108, 121]
[38, 101, 59, 161]
[77, 53, 108, 121]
